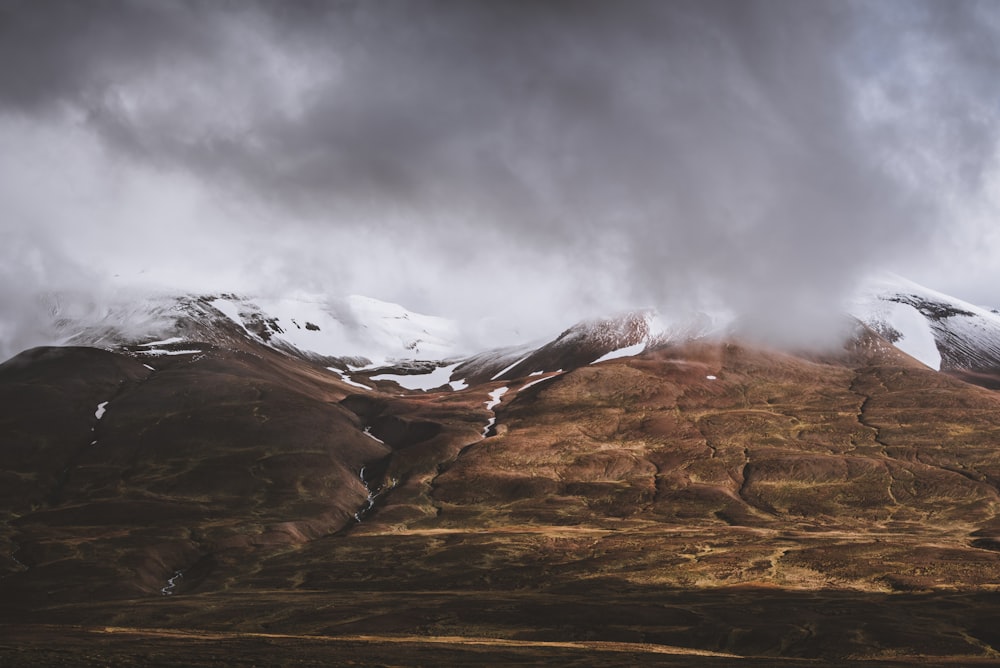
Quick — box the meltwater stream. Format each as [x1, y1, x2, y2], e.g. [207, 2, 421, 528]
[353, 466, 379, 522]
[161, 570, 184, 596]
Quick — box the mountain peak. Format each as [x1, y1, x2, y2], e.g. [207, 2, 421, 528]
[7, 275, 1000, 392]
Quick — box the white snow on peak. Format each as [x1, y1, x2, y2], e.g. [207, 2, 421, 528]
[853, 273, 1000, 325]
[209, 299, 249, 333]
[491, 354, 531, 381]
[20, 272, 1000, 384]
[587, 309, 733, 366]
[848, 272, 996, 371]
[872, 300, 940, 370]
[210, 293, 461, 365]
[94, 401, 108, 420]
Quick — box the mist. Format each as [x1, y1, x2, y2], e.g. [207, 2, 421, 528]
[2, 0, 1000, 359]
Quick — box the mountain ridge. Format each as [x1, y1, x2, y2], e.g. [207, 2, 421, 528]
[4, 274, 1000, 664]
[13, 273, 1000, 392]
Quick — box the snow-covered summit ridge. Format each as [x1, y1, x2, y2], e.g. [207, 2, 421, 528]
[28, 286, 735, 371]
[209, 293, 460, 367]
[29, 290, 464, 368]
[11, 275, 1000, 386]
[850, 273, 1000, 372]
[463, 308, 733, 383]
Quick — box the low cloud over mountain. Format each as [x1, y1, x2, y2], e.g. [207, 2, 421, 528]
[3, 1, 1000, 356]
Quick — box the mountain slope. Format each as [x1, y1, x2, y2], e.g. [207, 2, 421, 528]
[41, 291, 467, 368]
[209, 293, 461, 365]
[5, 277, 1000, 664]
[29, 273, 1000, 393]
[0, 342, 393, 602]
[2, 328, 1000, 662]
[852, 274, 1000, 387]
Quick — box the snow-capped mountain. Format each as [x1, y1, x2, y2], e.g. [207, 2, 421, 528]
[851, 274, 1000, 381]
[451, 309, 728, 384]
[31, 291, 720, 390]
[7, 273, 1000, 665]
[12, 273, 1000, 392]
[208, 293, 460, 366]
[40, 291, 466, 369]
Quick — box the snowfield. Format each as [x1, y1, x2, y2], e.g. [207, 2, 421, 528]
[593, 341, 646, 364]
[329, 368, 372, 390]
[371, 362, 466, 391]
[850, 273, 1000, 372]
[210, 294, 461, 366]
[10, 274, 1000, 385]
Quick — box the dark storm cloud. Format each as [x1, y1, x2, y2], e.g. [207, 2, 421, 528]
[1, 0, 999, 349]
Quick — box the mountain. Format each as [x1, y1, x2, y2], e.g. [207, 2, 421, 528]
[3, 277, 1000, 665]
[41, 290, 465, 367]
[851, 273, 1000, 388]
[30, 273, 1000, 388]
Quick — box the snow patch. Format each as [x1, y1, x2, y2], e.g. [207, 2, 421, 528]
[520, 374, 560, 391]
[94, 402, 108, 420]
[491, 354, 530, 380]
[706, 375, 717, 380]
[881, 301, 941, 370]
[329, 368, 371, 390]
[593, 341, 646, 364]
[371, 362, 462, 391]
[851, 274, 947, 370]
[211, 294, 461, 366]
[210, 299, 250, 332]
[139, 337, 185, 347]
[482, 386, 509, 437]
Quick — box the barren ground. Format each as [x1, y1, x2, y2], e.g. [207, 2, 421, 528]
[3, 336, 1000, 664]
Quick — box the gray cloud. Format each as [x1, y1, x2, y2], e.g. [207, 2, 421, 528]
[1, 0, 999, 353]
[0, 227, 99, 360]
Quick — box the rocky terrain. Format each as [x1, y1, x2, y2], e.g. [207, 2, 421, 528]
[3, 277, 1000, 665]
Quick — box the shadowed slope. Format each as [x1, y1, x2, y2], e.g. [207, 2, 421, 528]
[0, 345, 393, 603]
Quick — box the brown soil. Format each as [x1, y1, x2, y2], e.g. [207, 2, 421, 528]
[3, 335, 1000, 664]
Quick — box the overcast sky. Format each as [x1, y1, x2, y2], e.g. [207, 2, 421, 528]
[2, 0, 1000, 356]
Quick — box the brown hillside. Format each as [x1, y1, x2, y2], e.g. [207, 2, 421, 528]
[3, 334, 1000, 664]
